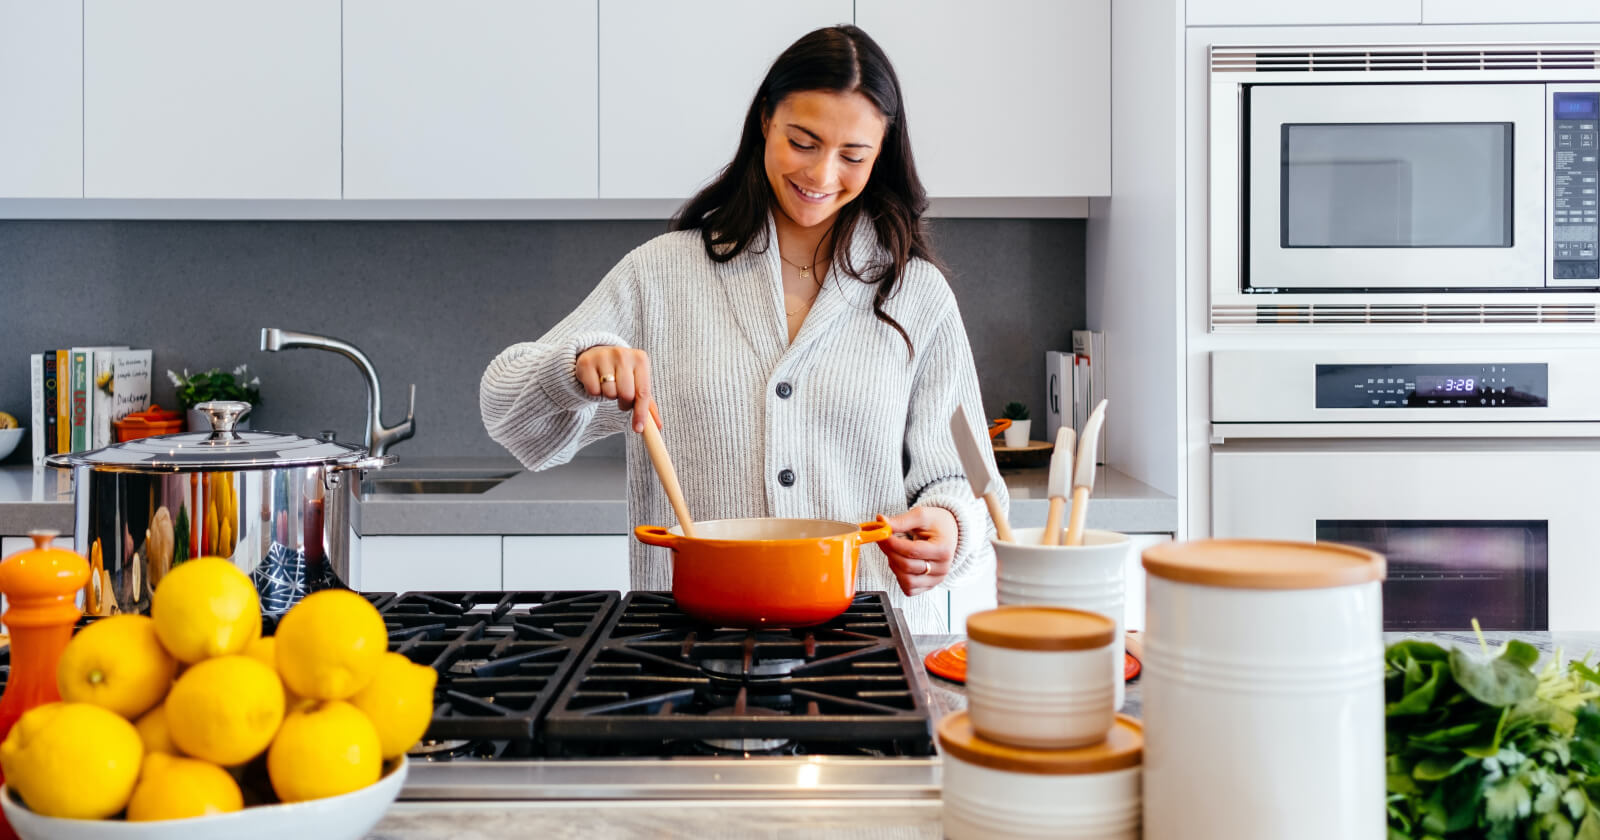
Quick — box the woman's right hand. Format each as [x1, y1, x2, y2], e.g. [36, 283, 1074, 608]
[576, 346, 655, 433]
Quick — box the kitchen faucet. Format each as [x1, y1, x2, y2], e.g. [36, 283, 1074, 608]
[259, 328, 416, 457]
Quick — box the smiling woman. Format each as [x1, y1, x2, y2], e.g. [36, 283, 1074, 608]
[479, 25, 1006, 634]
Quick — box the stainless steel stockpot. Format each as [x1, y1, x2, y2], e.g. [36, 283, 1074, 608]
[45, 401, 392, 616]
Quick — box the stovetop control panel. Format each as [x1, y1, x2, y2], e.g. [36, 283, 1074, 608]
[1315, 363, 1549, 409]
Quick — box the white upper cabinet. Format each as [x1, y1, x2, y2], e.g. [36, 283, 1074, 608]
[0, 2, 81, 198]
[598, 0, 853, 200]
[1422, 1, 1600, 23]
[857, 0, 1110, 197]
[1187, 0, 1422, 25]
[83, 0, 340, 199]
[344, 0, 599, 200]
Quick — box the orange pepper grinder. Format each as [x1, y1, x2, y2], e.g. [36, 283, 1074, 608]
[0, 530, 89, 838]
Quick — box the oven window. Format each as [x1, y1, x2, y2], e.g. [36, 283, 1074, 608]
[1282, 123, 1513, 249]
[1315, 520, 1546, 631]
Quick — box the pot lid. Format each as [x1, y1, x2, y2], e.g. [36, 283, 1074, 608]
[46, 401, 385, 472]
[1141, 538, 1386, 590]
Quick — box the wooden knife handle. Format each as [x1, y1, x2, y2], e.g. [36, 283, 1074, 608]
[984, 491, 1014, 543]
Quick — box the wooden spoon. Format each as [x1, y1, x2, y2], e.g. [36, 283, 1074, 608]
[638, 402, 697, 538]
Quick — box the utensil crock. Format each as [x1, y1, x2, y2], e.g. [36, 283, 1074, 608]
[634, 517, 892, 627]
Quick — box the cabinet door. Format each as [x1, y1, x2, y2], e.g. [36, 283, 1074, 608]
[344, 0, 598, 199]
[503, 536, 630, 592]
[1187, 0, 1422, 25]
[856, 0, 1109, 197]
[84, 0, 340, 199]
[357, 535, 501, 593]
[1421, 0, 1600, 23]
[598, 0, 852, 199]
[0, 2, 81, 198]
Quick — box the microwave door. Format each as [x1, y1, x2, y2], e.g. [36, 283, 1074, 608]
[1246, 84, 1546, 291]
[1210, 444, 1600, 631]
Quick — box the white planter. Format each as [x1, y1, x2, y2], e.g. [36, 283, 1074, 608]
[993, 527, 1130, 711]
[1140, 539, 1386, 840]
[1001, 418, 1032, 447]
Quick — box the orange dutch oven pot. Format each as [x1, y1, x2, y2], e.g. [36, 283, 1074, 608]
[634, 517, 893, 627]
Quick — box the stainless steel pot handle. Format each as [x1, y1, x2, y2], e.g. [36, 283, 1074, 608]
[322, 454, 395, 491]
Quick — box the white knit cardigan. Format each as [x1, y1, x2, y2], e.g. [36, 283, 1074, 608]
[479, 215, 1007, 633]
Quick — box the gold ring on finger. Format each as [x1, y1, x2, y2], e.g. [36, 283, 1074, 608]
[921, 559, 931, 576]
[600, 374, 616, 383]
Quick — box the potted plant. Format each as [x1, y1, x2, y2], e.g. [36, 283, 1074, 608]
[168, 366, 262, 433]
[1000, 401, 1031, 448]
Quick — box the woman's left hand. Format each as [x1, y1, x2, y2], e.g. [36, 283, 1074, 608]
[877, 507, 958, 596]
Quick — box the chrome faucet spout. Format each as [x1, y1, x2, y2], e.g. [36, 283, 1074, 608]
[257, 328, 416, 457]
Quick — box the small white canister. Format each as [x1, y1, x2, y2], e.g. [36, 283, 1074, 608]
[994, 527, 1130, 711]
[965, 606, 1117, 749]
[1140, 539, 1386, 840]
[940, 710, 1143, 840]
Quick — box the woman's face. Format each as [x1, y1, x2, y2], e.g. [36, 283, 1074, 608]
[763, 89, 888, 232]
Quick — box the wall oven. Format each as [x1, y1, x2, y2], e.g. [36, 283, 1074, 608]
[1209, 43, 1600, 327]
[1209, 349, 1600, 631]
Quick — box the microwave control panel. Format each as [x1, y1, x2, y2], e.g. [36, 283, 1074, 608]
[1552, 91, 1599, 279]
[1315, 364, 1549, 409]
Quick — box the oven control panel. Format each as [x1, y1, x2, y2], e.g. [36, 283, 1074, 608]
[1552, 90, 1600, 280]
[1315, 363, 1549, 408]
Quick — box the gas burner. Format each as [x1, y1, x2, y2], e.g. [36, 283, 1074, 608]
[409, 739, 475, 761]
[700, 656, 807, 679]
[447, 658, 490, 675]
[697, 706, 793, 753]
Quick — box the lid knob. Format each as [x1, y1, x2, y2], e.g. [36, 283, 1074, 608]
[195, 401, 251, 437]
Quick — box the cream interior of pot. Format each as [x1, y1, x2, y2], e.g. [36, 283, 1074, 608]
[669, 518, 861, 541]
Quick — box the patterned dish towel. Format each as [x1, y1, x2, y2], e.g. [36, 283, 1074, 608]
[251, 542, 345, 617]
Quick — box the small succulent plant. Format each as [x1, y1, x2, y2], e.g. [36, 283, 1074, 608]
[1001, 401, 1030, 421]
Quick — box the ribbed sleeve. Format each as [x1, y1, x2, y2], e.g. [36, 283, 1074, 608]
[480, 219, 1007, 633]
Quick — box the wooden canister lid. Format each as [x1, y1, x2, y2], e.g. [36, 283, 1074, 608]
[965, 606, 1115, 651]
[937, 711, 1142, 775]
[1142, 539, 1385, 590]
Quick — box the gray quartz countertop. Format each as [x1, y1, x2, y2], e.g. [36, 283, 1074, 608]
[0, 456, 1177, 538]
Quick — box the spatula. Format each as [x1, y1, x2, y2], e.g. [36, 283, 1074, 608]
[1062, 399, 1108, 547]
[1041, 425, 1076, 546]
[638, 402, 697, 538]
[951, 404, 1014, 542]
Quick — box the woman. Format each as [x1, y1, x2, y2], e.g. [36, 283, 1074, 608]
[480, 24, 1005, 633]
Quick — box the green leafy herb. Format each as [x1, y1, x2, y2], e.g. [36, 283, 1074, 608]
[166, 365, 262, 411]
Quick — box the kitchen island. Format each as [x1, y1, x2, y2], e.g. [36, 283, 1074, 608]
[362, 630, 1600, 839]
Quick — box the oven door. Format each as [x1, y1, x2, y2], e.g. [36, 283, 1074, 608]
[1212, 441, 1600, 631]
[1247, 83, 1546, 290]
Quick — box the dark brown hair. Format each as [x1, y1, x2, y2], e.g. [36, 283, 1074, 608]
[670, 25, 941, 357]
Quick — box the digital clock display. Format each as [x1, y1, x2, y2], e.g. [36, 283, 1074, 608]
[1416, 375, 1479, 396]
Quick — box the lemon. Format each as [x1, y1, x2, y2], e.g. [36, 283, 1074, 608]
[57, 614, 177, 720]
[126, 752, 243, 821]
[0, 412, 16, 429]
[165, 655, 284, 766]
[134, 701, 182, 756]
[274, 590, 387, 700]
[151, 556, 262, 664]
[243, 635, 312, 713]
[267, 700, 382, 803]
[0, 702, 143, 819]
[349, 652, 437, 758]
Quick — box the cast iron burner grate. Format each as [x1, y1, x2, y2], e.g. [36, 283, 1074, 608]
[380, 590, 620, 741]
[541, 591, 935, 757]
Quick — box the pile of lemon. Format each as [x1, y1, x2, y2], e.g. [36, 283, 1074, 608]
[0, 558, 436, 822]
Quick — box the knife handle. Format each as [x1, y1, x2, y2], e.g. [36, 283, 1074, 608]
[984, 491, 1014, 543]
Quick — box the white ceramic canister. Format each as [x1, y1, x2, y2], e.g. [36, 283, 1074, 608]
[1140, 539, 1387, 840]
[940, 710, 1142, 840]
[994, 527, 1130, 711]
[965, 606, 1117, 749]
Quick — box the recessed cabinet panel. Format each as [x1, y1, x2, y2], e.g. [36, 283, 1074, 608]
[0, 2, 81, 198]
[856, 0, 1109, 197]
[357, 535, 502, 593]
[1421, 0, 1600, 23]
[344, 0, 599, 199]
[599, 0, 852, 199]
[503, 536, 630, 592]
[1187, 0, 1422, 25]
[84, 0, 340, 199]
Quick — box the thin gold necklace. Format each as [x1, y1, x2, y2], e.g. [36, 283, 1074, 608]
[778, 252, 813, 281]
[785, 284, 821, 317]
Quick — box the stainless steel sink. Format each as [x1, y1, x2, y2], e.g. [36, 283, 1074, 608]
[361, 473, 515, 495]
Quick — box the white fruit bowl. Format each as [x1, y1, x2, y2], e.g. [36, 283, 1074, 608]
[0, 756, 405, 840]
[0, 428, 23, 462]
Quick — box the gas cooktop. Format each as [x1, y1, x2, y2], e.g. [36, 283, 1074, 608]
[380, 590, 941, 800]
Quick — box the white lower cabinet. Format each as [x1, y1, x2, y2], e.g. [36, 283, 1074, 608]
[947, 532, 1172, 634]
[503, 536, 630, 593]
[355, 535, 502, 594]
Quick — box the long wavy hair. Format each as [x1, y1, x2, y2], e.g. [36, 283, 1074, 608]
[671, 25, 941, 358]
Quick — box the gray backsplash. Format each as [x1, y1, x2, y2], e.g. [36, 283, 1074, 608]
[0, 218, 1084, 465]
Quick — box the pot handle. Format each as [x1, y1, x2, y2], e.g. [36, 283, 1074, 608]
[329, 454, 398, 473]
[857, 519, 893, 544]
[634, 525, 681, 549]
[987, 418, 1012, 440]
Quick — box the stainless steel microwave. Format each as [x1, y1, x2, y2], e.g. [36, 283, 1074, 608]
[1208, 43, 1600, 328]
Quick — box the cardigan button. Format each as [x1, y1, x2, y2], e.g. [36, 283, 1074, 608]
[778, 469, 796, 487]
[775, 382, 793, 399]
